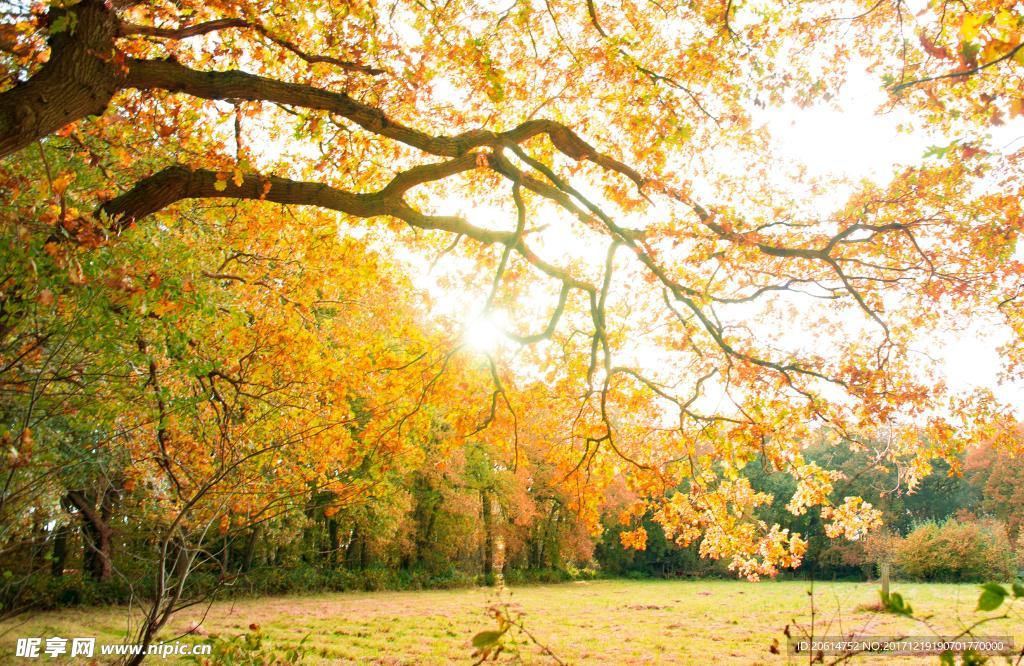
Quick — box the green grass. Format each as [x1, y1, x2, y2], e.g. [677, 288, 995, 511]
[1, 579, 1020, 664]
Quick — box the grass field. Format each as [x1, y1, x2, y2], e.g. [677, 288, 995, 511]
[1, 579, 1021, 664]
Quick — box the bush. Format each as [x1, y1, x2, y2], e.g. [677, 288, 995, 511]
[502, 568, 573, 586]
[895, 518, 1017, 582]
[1, 574, 139, 613]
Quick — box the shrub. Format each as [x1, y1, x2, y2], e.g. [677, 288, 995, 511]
[1, 573, 139, 613]
[895, 518, 1017, 582]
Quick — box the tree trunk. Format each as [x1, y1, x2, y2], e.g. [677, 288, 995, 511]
[65, 489, 115, 582]
[413, 502, 438, 566]
[242, 526, 260, 572]
[481, 489, 494, 580]
[220, 537, 231, 572]
[0, 0, 121, 158]
[327, 519, 339, 567]
[345, 524, 362, 569]
[50, 523, 69, 577]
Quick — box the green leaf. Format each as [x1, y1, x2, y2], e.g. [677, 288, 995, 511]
[471, 630, 503, 649]
[923, 141, 960, 159]
[977, 583, 1008, 611]
[939, 650, 955, 666]
[880, 590, 913, 616]
[49, 11, 77, 35]
[1012, 581, 1024, 598]
[962, 649, 988, 666]
[981, 582, 1009, 595]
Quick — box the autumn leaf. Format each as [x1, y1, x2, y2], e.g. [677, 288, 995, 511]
[959, 13, 988, 42]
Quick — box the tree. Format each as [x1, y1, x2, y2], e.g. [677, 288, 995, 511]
[965, 439, 1024, 541]
[2, 0, 1024, 588]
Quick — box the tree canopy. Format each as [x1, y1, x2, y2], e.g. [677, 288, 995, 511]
[1, 0, 1023, 623]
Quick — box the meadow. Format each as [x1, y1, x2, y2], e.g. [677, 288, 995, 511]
[1, 579, 1020, 664]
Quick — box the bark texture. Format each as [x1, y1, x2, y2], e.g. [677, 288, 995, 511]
[0, 0, 120, 157]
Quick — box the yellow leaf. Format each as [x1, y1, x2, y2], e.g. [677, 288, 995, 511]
[960, 13, 987, 42]
[994, 10, 1018, 34]
[232, 168, 244, 187]
[52, 173, 75, 196]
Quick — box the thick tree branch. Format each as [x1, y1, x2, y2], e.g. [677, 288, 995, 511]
[98, 160, 517, 246]
[122, 58, 644, 186]
[98, 160, 599, 297]
[119, 18, 248, 39]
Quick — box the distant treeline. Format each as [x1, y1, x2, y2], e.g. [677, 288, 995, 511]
[3, 436, 1022, 612]
[601, 438, 1024, 582]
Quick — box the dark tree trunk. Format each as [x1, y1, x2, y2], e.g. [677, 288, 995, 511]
[0, 0, 121, 158]
[345, 524, 362, 569]
[65, 488, 116, 582]
[549, 512, 563, 569]
[481, 489, 494, 579]
[327, 519, 339, 567]
[50, 523, 69, 577]
[220, 537, 231, 572]
[531, 525, 546, 569]
[242, 526, 260, 572]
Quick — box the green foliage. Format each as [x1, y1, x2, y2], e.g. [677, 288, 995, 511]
[220, 565, 481, 596]
[503, 567, 596, 585]
[471, 629, 503, 649]
[48, 10, 78, 35]
[976, 582, 1011, 611]
[596, 437, 1016, 582]
[879, 590, 913, 616]
[187, 626, 309, 665]
[0, 574, 137, 612]
[940, 650, 988, 666]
